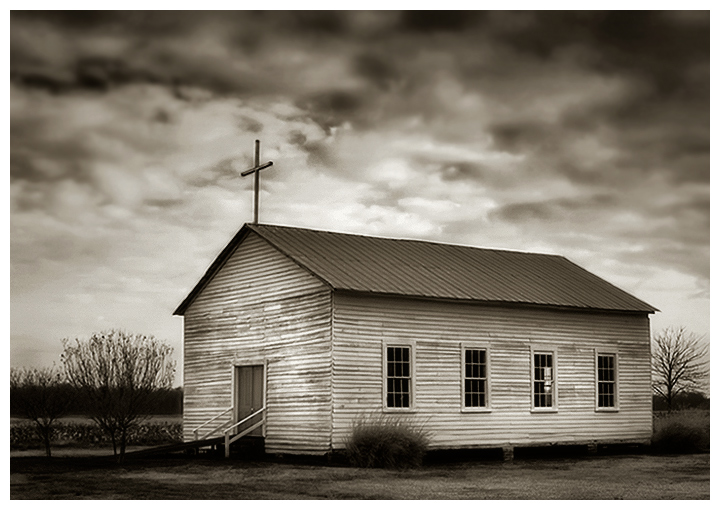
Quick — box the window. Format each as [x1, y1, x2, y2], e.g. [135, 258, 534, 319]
[597, 353, 618, 409]
[532, 351, 555, 409]
[463, 348, 489, 409]
[386, 346, 412, 409]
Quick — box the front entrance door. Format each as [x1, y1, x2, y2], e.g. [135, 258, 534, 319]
[234, 365, 264, 437]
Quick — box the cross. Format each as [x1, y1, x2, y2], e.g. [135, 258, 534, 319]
[241, 140, 274, 225]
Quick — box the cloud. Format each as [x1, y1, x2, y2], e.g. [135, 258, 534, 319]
[10, 10, 709, 375]
[398, 11, 487, 33]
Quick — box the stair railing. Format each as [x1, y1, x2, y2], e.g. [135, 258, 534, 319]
[223, 406, 266, 458]
[192, 406, 233, 441]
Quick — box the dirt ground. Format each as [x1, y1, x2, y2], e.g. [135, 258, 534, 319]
[10, 451, 710, 499]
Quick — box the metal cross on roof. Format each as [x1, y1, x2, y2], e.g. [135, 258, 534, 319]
[241, 140, 274, 225]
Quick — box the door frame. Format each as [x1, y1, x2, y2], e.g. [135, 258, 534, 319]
[230, 358, 268, 436]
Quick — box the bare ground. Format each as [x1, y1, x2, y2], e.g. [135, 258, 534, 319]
[10, 451, 709, 499]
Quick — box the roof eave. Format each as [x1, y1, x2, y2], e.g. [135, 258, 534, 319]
[332, 288, 658, 314]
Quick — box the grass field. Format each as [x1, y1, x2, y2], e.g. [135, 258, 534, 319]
[10, 452, 709, 499]
[10, 412, 710, 499]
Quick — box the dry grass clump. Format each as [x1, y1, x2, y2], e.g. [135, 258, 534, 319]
[345, 414, 430, 469]
[652, 410, 709, 454]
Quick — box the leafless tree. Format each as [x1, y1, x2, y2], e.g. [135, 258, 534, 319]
[61, 330, 175, 462]
[652, 326, 709, 411]
[10, 366, 71, 457]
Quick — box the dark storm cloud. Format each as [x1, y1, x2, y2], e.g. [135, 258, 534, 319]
[189, 157, 248, 188]
[10, 122, 94, 184]
[282, 10, 349, 35]
[398, 11, 486, 32]
[490, 194, 618, 223]
[492, 11, 709, 74]
[438, 162, 486, 182]
[237, 115, 263, 134]
[144, 197, 185, 209]
[11, 10, 709, 194]
[12, 11, 708, 147]
[489, 121, 553, 153]
[12, 10, 208, 37]
[11, 48, 167, 94]
[353, 52, 401, 91]
[287, 131, 338, 168]
[297, 90, 368, 132]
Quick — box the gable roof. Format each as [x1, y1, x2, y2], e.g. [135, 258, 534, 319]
[174, 223, 657, 315]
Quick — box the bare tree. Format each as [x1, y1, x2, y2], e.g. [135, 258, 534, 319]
[652, 326, 709, 411]
[61, 330, 176, 462]
[10, 366, 71, 457]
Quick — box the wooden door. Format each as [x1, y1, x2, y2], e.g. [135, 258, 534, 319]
[234, 365, 264, 436]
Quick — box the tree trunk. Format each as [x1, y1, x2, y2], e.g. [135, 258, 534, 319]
[40, 425, 52, 457]
[44, 432, 52, 457]
[34, 422, 52, 457]
[118, 428, 127, 464]
[110, 431, 118, 457]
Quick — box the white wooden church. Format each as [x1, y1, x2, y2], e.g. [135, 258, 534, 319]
[174, 222, 656, 457]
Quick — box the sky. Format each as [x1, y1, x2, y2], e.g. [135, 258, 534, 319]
[9, 10, 710, 385]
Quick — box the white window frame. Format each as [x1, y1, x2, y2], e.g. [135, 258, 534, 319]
[461, 342, 491, 413]
[382, 340, 416, 412]
[530, 346, 558, 412]
[595, 349, 620, 412]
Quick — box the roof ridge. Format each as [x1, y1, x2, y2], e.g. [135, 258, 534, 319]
[250, 222, 562, 258]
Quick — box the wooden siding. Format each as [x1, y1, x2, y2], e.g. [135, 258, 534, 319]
[182, 232, 333, 454]
[331, 293, 652, 450]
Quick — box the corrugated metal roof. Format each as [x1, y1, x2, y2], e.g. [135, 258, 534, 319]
[174, 223, 657, 315]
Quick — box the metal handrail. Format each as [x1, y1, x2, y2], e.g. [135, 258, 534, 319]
[192, 406, 233, 441]
[224, 406, 266, 458]
[222, 406, 266, 435]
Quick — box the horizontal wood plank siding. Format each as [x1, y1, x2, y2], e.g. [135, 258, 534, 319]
[183, 232, 332, 455]
[331, 293, 652, 450]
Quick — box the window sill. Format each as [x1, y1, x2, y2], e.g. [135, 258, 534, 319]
[461, 407, 492, 413]
[382, 408, 417, 414]
[530, 408, 558, 414]
[595, 408, 620, 413]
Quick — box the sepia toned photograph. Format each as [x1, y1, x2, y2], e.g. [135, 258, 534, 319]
[10, 8, 709, 499]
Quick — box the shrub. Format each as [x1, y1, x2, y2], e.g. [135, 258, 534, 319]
[345, 414, 429, 469]
[652, 410, 710, 454]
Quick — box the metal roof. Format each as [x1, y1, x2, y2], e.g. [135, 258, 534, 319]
[174, 223, 657, 315]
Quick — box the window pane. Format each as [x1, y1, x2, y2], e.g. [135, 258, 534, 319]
[464, 349, 488, 408]
[387, 346, 411, 408]
[533, 352, 554, 408]
[597, 355, 616, 408]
